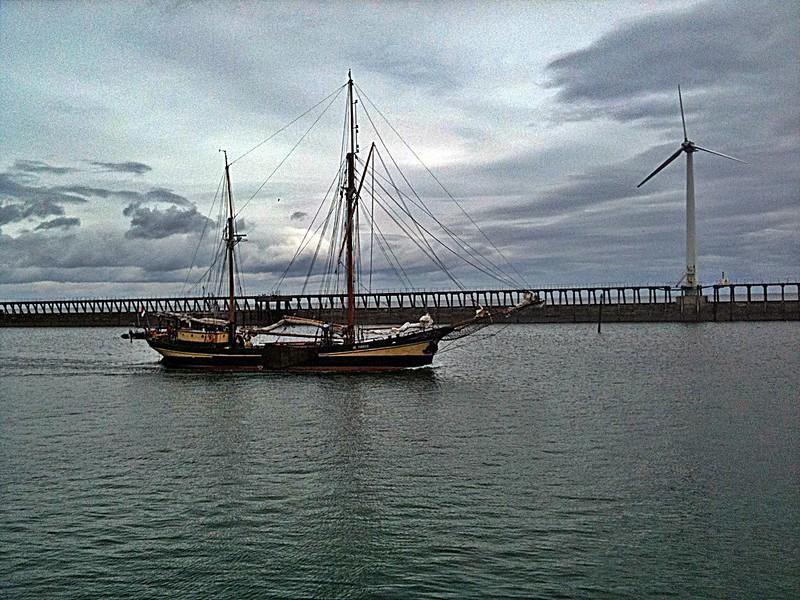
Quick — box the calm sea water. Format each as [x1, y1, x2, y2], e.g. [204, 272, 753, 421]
[1, 323, 798, 599]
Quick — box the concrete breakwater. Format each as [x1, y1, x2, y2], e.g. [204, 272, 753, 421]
[1, 283, 798, 327]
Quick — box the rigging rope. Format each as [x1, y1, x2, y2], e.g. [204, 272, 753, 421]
[304, 174, 344, 296]
[236, 85, 346, 218]
[368, 187, 464, 290]
[366, 155, 520, 289]
[272, 159, 346, 292]
[355, 83, 529, 289]
[369, 157, 375, 292]
[229, 83, 346, 167]
[358, 199, 415, 290]
[186, 76, 530, 306]
[355, 90, 520, 288]
[438, 321, 513, 354]
[353, 102, 506, 287]
[367, 151, 520, 287]
[365, 151, 462, 289]
[182, 172, 225, 295]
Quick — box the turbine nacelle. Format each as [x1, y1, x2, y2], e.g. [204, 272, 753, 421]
[637, 88, 744, 188]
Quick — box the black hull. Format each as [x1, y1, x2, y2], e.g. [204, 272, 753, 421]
[146, 327, 452, 371]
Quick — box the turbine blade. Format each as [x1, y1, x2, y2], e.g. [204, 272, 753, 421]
[637, 148, 684, 188]
[694, 145, 747, 163]
[678, 85, 688, 142]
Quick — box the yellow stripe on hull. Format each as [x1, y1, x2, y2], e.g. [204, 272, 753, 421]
[319, 340, 432, 358]
[151, 347, 253, 360]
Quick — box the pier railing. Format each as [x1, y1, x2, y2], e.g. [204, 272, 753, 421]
[1, 283, 798, 316]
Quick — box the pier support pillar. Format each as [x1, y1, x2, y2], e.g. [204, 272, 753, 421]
[677, 294, 706, 319]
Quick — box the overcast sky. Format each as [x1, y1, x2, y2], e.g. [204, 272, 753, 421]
[1, 0, 797, 300]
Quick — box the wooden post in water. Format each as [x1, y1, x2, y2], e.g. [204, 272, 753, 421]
[730, 285, 735, 321]
[597, 291, 603, 334]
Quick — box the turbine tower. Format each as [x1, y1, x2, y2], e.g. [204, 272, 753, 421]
[637, 86, 744, 295]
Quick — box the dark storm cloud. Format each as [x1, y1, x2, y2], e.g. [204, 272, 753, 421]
[124, 205, 213, 239]
[0, 229, 208, 276]
[49, 185, 139, 203]
[34, 217, 80, 230]
[0, 173, 87, 206]
[0, 203, 24, 225]
[0, 226, 290, 291]
[545, 0, 799, 148]
[53, 183, 191, 207]
[228, 247, 312, 278]
[366, 50, 460, 92]
[143, 187, 191, 205]
[0, 198, 65, 225]
[475, 143, 686, 223]
[541, 0, 799, 216]
[89, 160, 152, 175]
[12, 159, 77, 175]
[547, 2, 797, 105]
[3, 1, 796, 297]
[507, 141, 798, 239]
[136, 188, 192, 206]
[494, 0, 800, 283]
[123, 191, 198, 232]
[52, 184, 115, 198]
[133, 2, 476, 125]
[546, 93, 684, 127]
[0, 168, 196, 233]
[13, 159, 153, 178]
[21, 199, 67, 220]
[462, 140, 794, 283]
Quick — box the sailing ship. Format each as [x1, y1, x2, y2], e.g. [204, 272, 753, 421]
[142, 73, 541, 370]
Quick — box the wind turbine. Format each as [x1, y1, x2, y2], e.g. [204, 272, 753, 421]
[637, 86, 744, 295]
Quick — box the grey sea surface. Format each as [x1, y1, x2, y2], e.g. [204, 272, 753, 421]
[1, 323, 798, 599]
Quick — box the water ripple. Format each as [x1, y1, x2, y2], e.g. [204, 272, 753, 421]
[1, 324, 799, 598]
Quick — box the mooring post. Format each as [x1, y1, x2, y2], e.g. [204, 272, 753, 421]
[781, 284, 785, 318]
[597, 291, 604, 333]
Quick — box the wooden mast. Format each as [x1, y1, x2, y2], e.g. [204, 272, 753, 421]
[345, 71, 357, 343]
[223, 150, 237, 344]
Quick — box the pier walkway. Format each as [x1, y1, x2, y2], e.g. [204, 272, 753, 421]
[1, 283, 798, 326]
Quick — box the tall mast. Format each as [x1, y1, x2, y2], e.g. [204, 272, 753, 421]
[223, 150, 237, 341]
[345, 71, 357, 342]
